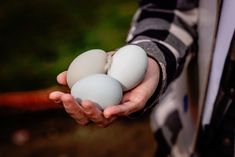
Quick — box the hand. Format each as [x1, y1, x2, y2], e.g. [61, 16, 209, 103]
[49, 57, 160, 127]
[49, 72, 116, 127]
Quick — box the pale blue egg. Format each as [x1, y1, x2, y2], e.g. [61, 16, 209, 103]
[71, 74, 123, 109]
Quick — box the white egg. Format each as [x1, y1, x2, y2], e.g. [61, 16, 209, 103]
[107, 45, 148, 91]
[71, 74, 123, 109]
[67, 49, 107, 88]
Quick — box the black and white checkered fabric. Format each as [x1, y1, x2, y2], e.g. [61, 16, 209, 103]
[127, 0, 198, 111]
[126, 0, 199, 156]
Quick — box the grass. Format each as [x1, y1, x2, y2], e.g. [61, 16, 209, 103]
[0, 0, 138, 92]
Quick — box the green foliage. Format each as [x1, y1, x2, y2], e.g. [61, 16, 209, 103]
[0, 0, 137, 92]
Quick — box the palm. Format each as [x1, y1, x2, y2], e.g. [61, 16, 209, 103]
[49, 57, 160, 127]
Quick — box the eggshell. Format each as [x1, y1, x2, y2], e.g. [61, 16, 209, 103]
[71, 74, 123, 109]
[67, 49, 107, 88]
[107, 45, 148, 91]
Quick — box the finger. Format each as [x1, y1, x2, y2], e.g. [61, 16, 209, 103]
[49, 91, 64, 103]
[81, 101, 116, 127]
[103, 101, 139, 118]
[61, 94, 90, 125]
[96, 116, 117, 128]
[120, 91, 131, 103]
[57, 71, 67, 85]
[105, 51, 116, 71]
[81, 100, 106, 123]
[107, 51, 116, 56]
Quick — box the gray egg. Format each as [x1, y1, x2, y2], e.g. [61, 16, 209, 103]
[71, 74, 123, 109]
[67, 49, 107, 88]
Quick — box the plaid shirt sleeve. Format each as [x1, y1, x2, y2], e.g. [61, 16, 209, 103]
[127, 0, 199, 117]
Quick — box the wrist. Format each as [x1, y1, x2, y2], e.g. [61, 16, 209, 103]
[144, 57, 161, 98]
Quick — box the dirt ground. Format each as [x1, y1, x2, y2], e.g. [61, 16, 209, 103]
[0, 108, 156, 157]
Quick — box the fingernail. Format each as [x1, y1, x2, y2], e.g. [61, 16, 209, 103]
[104, 112, 111, 119]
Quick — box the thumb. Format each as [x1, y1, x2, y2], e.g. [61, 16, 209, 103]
[57, 71, 68, 85]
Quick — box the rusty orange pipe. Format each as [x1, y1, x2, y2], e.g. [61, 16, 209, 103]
[0, 87, 67, 111]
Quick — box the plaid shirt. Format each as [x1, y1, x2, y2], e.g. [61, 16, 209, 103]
[127, 0, 199, 156]
[128, 1, 235, 157]
[127, 0, 198, 117]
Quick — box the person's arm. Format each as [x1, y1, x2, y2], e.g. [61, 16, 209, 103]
[127, 0, 198, 117]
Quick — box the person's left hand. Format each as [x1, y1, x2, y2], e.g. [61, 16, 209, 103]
[49, 57, 160, 127]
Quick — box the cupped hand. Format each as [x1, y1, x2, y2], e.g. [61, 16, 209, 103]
[49, 57, 160, 127]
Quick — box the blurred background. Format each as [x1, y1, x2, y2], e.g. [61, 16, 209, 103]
[0, 0, 156, 156]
